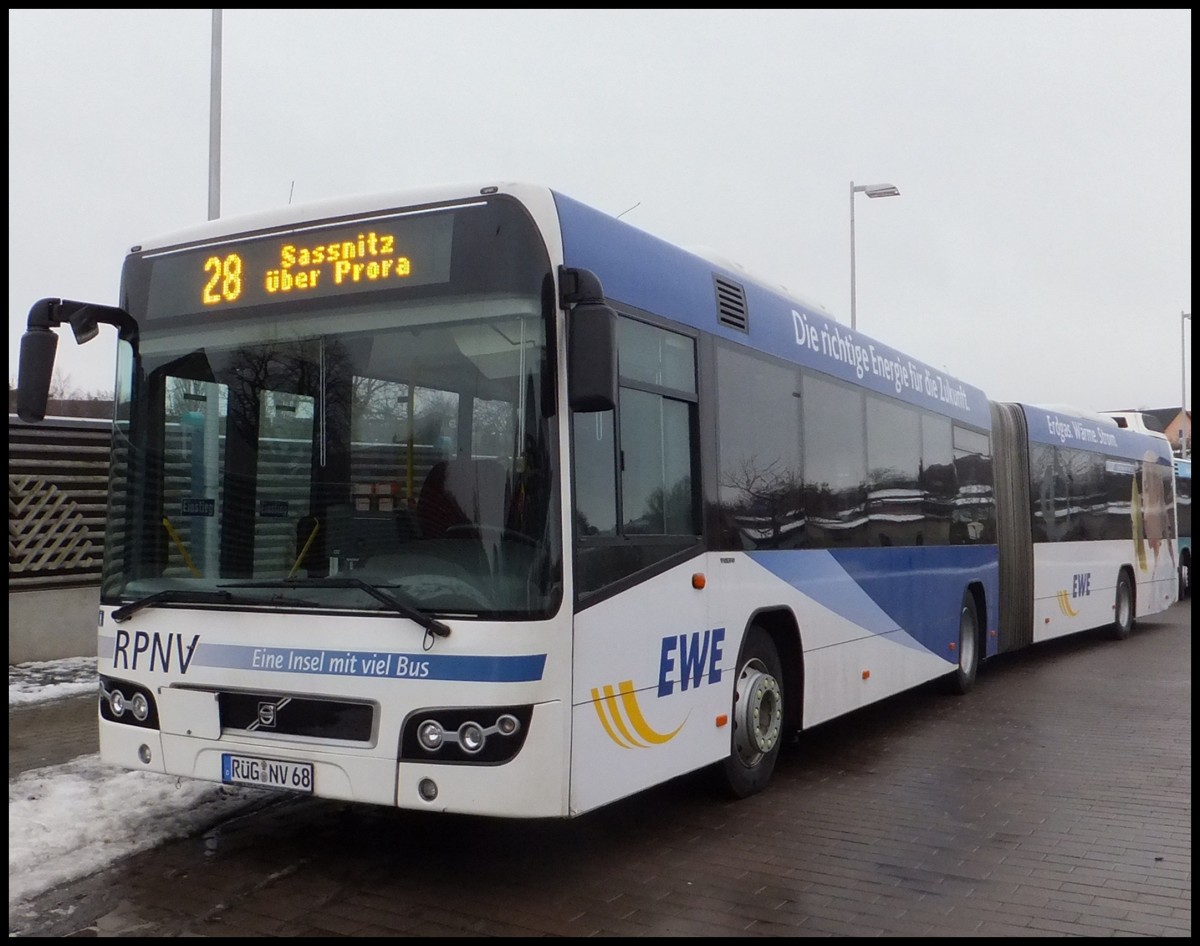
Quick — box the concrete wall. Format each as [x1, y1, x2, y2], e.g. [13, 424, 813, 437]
[9, 586, 99, 664]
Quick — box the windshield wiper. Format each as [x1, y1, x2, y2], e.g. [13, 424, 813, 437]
[111, 588, 324, 623]
[224, 577, 451, 638]
[112, 589, 234, 623]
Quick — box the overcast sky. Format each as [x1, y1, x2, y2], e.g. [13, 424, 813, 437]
[8, 9, 1192, 412]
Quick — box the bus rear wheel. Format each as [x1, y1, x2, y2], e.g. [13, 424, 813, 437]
[718, 625, 784, 799]
[1109, 571, 1135, 640]
[943, 591, 981, 695]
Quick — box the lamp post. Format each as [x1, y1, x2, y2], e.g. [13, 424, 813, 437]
[849, 181, 900, 331]
[208, 8, 222, 221]
[1183, 311, 1192, 459]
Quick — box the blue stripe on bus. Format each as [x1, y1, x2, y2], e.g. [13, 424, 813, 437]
[747, 547, 998, 658]
[199, 644, 547, 682]
[99, 637, 547, 683]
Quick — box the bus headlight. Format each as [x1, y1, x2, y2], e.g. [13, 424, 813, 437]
[417, 720, 445, 751]
[458, 721, 485, 754]
[400, 705, 533, 764]
[99, 676, 160, 730]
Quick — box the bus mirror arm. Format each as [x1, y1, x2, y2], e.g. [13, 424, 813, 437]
[559, 266, 605, 306]
[26, 297, 140, 343]
[560, 268, 617, 413]
[18, 298, 140, 422]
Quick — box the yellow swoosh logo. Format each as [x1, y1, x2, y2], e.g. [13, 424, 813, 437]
[1057, 589, 1079, 617]
[590, 680, 686, 748]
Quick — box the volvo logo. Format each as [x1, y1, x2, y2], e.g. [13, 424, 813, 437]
[248, 697, 291, 730]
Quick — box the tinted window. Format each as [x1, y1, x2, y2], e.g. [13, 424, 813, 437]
[951, 424, 994, 543]
[865, 394, 922, 547]
[802, 373, 866, 546]
[715, 345, 802, 549]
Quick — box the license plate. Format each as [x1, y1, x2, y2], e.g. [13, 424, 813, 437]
[221, 753, 313, 793]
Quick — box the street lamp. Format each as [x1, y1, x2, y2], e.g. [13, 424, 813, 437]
[850, 181, 900, 331]
[1183, 311, 1192, 459]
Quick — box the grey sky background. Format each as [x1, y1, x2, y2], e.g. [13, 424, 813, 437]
[8, 9, 1192, 412]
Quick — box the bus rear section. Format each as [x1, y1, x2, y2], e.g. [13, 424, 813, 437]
[990, 402, 1178, 650]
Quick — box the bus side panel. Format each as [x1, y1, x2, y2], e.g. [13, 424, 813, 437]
[1138, 571, 1181, 618]
[746, 546, 997, 726]
[1031, 540, 1177, 644]
[570, 558, 726, 816]
[1031, 541, 1127, 642]
[569, 548, 995, 815]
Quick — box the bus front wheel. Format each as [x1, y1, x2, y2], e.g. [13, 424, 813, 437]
[1109, 571, 1135, 640]
[719, 625, 784, 799]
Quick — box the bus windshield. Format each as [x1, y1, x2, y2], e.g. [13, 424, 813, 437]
[105, 198, 561, 620]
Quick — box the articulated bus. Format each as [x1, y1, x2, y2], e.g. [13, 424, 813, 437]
[15, 182, 1177, 817]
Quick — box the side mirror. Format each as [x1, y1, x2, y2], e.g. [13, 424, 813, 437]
[560, 267, 617, 413]
[16, 297, 140, 423]
[17, 327, 58, 422]
[568, 302, 617, 412]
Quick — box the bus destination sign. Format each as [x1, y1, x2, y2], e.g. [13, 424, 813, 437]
[144, 210, 455, 320]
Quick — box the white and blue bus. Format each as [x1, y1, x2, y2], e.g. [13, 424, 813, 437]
[15, 181, 1176, 817]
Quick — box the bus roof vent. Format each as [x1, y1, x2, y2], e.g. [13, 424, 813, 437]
[713, 276, 748, 332]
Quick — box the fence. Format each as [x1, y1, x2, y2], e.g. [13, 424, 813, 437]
[9, 412, 112, 663]
[9, 414, 110, 589]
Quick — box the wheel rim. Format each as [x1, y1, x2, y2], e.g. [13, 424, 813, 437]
[732, 659, 782, 767]
[959, 605, 977, 675]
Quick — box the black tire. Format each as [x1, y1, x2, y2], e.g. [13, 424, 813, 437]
[1180, 553, 1191, 600]
[1109, 571, 1135, 640]
[943, 591, 980, 695]
[718, 626, 784, 799]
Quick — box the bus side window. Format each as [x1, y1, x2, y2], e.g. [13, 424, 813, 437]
[571, 317, 701, 599]
[573, 412, 617, 537]
[615, 318, 698, 537]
